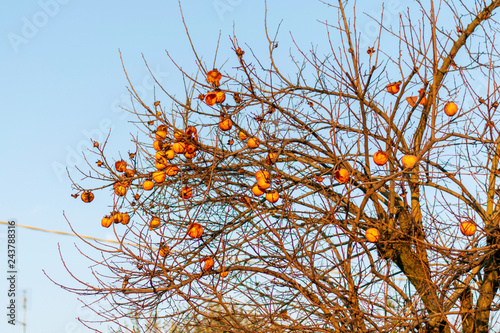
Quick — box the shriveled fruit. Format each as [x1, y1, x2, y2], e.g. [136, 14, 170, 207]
[172, 142, 186, 154]
[386, 81, 401, 95]
[184, 151, 196, 159]
[418, 88, 427, 105]
[112, 211, 123, 224]
[206, 69, 222, 86]
[186, 126, 197, 137]
[266, 152, 278, 165]
[201, 257, 215, 272]
[185, 144, 197, 154]
[115, 160, 127, 172]
[205, 92, 218, 106]
[166, 165, 179, 176]
[335, 169, 349, 183]
[159, 243, 170, 257]
[181, 186, 193, 199]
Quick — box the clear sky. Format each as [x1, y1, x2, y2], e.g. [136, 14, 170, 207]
[0, 0, 400, 331]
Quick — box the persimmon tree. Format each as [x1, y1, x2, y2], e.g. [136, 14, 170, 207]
[59, 1, 500, 332]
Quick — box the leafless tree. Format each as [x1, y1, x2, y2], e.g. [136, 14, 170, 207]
[56, 1, 500, 332]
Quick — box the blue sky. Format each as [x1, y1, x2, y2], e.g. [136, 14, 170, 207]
[0, 0, 399, 331]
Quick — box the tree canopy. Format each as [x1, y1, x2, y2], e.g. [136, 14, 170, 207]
[60, 1, 500, 332]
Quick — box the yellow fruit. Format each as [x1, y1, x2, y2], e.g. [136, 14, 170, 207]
[365, 228, 380, 243]
[215, 91, 226, 104]
[101, 216, 112, 228]
[153, 140, 163, 151]
[265, 190, 279, 203]
[152, 171, 166, 183]
[444, 102, 458, 116]
[373, 151, 388, 166]
[252, 185, 265, 196]
[164, 150, 175, 160]
[113, 182, 128, 196]
[155, 130, 167, 140]
[460, 221, 477, 237]
[238, 131, 248, 141]
[174, 130, 184, 141]
[257, 177, 271, 190]
[120, 213, 130, 225]
[166, 165, 179, 176]
[150, 217, 161, 229]
[401, 155, 418, 169]
[155, 157, 168, 170]
[266, 152, 278, 165]
[172, 142, 186, 154]
[143, 180, 154, 191]
[247, 137, 260, 149]
[255, 170, 270, 181]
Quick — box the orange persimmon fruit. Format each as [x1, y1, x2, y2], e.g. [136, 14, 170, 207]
[460, 221, 477, 237]
[444, 102, 458, 116]
[365, 228, 380, 243]
[335, 169, 349, 183]
[373, 151, 388, 166]
[187, 223, 203, 238]
[81, 191, 94, 203]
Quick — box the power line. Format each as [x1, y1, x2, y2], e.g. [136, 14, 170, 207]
[0, 220, 121, 244]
